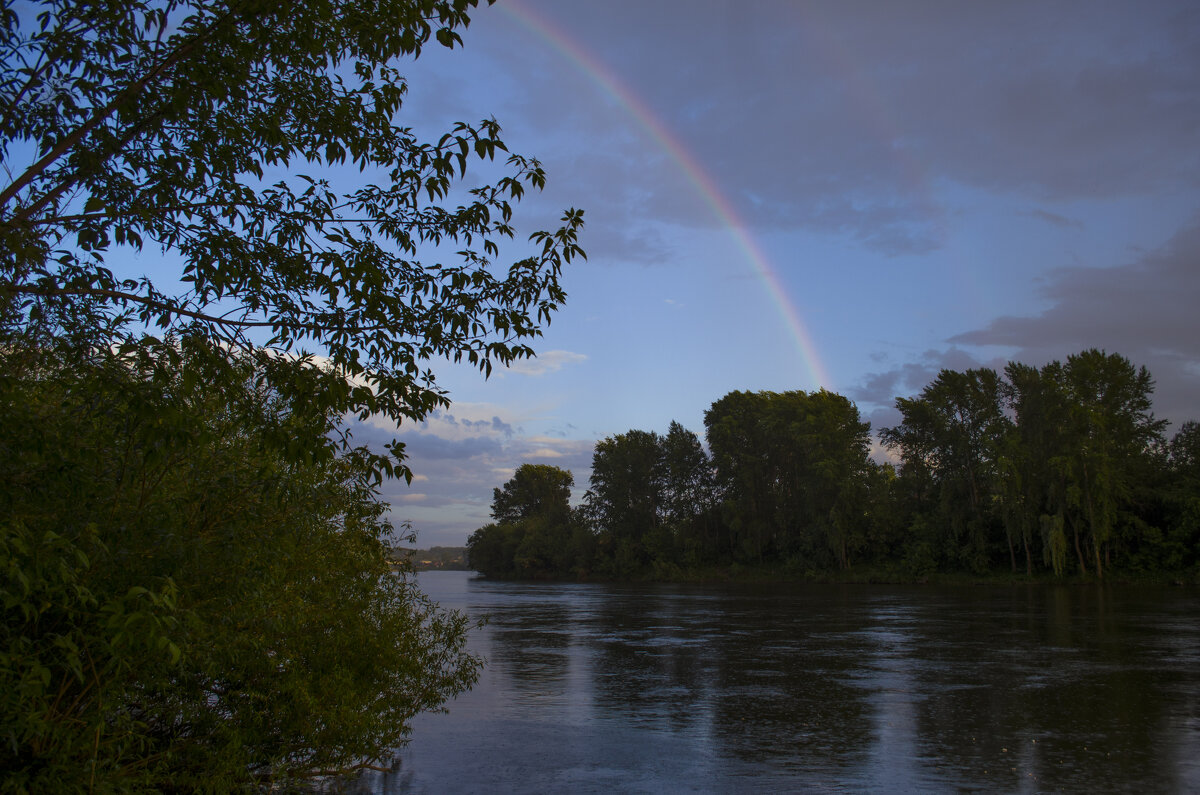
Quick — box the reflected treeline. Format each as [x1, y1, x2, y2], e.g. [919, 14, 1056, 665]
[902, 586, 1194, 792]
[471, 582, 1200, 790]
[487, 585, 876, 774]
[468, 350, 1200, 582]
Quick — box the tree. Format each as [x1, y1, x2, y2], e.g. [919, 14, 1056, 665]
[1169, 421, 1200, 481]
[791, 390, 875, 570]
[882, 369, 1009, 572]
[1164, 421, 1200, 575]
[468, 464, 576, 579]
[1056, 350, 1166, 578]
[706, 389, 873, 568]
[0, 0, 585, 480]
[0, 336, 479, 790]
[1002, 361, 1073, 575]
[660, 421, 718, 563]
[1, 0, 584, 786]
[585, 430, 665, 572]
[705, 390, 774, 561]
[491, 464, 574, 525]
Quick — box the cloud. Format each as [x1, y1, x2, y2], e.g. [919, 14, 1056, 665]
[1022, 208, 1084, 229]
[395, 432, 504, 461]
[502, 350, 588, 377]
[543, 421, 580, 439]
[855, 221, 1200, 426]
[868, 435, 900, 467]
[468, 1, 1200, 256]
[851, 347, 992, 407]
[855, 215, 1200, 427]
[950, 217, 1200, 423]
[345, 403, 598, 547]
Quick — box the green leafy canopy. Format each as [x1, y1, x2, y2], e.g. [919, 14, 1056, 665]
[0, 0, 585, 480]
[0, 0, 585, 787]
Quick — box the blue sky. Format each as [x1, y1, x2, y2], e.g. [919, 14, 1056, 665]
[343, 0, 1200, 547]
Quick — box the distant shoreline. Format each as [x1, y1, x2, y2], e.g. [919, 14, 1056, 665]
[460, 563, 1197, 588]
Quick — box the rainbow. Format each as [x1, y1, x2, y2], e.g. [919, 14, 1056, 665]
[499, 1, 834, 390]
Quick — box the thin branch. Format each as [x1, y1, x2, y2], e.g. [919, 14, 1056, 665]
[4, 280, 528, 347]
[5, 206, 384, 228]
[6, 281, 275, 329]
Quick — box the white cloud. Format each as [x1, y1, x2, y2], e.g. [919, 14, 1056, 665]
[344, 401, 598, 547]
[501, 349, 587, 377]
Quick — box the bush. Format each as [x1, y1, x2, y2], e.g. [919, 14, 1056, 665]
[0, 335, 480, 790]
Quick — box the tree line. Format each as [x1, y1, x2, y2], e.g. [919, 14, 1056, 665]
[468, 350, 1200, 582]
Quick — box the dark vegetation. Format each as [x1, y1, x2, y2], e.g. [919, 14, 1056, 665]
[469, 351, 1200, 584]
[1, 0, 582, 789]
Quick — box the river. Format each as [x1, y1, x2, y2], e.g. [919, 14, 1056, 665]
[351, 571, 1199, 793]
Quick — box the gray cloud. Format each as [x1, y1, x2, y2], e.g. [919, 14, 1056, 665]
[397, 431, 504, 462]
[851, 347, 992, 407]
[1023, 208, 1084, 229]
[345, 414, 597, 547]
[950, 217, 1200, 424]
[852, 218, 1200, 439]
[868, 405, 903, 438]
[463, 1, 1199, 256]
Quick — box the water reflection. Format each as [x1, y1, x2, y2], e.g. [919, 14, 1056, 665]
[356, 575, 1200, 793]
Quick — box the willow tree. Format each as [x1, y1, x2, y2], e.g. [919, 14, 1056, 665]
[0, 0, 583, 787]
[1055, 350, 1166, 578]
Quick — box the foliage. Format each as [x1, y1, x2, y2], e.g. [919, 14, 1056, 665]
[1169, 421, 1200, 479]
[467, 464, 578, 579]
[0, 0, 587, 787]
[0, 0, 584, 481]
[584, 430, 666, 572]
[576, 423, 721, 577]
[660, 421, 720, 564]
[0, 334, 480, 790]
[1057, 350, 1167, 577]
[490, 463, 574, 525]
[881, 368, 1010, 572]
[707, 389, 875, 569]
[469, 352, 1197, 584]
[885, 351, 1173, 580]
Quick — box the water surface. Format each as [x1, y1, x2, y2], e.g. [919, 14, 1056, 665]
[358, 572, 1199, 793]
